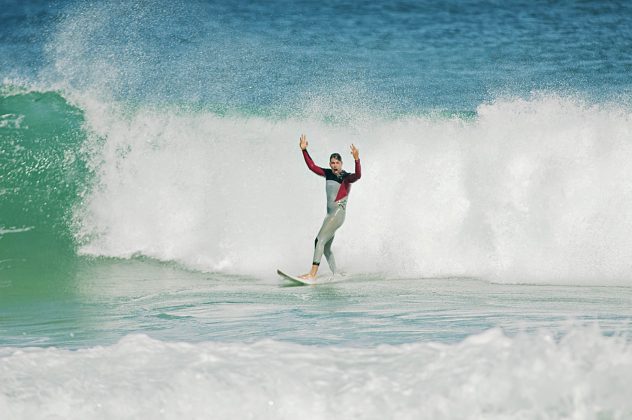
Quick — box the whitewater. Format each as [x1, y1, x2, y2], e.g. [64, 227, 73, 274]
[3, 0, 632, 418]
[3, 329, 632, 420]
[70, 94, 632, 284]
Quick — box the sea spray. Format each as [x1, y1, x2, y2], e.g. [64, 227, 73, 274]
[71, 94, 632, 284]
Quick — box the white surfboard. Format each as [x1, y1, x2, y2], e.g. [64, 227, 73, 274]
[277, 269, 317, 285]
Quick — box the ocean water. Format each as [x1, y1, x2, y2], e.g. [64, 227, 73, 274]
[3, 0, 632, 418]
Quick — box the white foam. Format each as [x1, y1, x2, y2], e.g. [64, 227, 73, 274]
[1, 328, 631, 419]
[72, 95, 632, 284]
[0, 226, 34, 236]
[0, 113, 25, 129]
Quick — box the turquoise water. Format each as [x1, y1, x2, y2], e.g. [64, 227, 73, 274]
[3, 0, 632, 418]
[3, 258, 632, 348]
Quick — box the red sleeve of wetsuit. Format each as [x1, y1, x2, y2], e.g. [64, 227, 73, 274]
[347, 159, 361, 183]
[302, 149, 325, 176]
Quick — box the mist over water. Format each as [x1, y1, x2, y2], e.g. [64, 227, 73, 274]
[32, 0, 632, 112]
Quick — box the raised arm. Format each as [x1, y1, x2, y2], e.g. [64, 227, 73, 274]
[347, 143, 361, 183]
[300, 134, 325, 176]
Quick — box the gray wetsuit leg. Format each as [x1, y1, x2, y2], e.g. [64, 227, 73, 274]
[312, 205, 345, 272]
[323, 236, 336, 273]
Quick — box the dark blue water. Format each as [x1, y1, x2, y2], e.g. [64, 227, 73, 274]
[3, 0, 632, 113]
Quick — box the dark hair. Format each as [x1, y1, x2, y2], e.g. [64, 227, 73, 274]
[329, 153, 342, 162]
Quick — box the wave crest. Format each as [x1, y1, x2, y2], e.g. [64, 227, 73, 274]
[69, 94, 632, 284]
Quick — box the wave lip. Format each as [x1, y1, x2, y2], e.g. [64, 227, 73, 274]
[1, 327, 631, 419]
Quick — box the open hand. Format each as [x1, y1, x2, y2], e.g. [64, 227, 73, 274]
[350, 144, 359, 160]
[300, 134, 308, 150]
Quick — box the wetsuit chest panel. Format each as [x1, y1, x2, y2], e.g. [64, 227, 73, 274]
[324, 170, 348, 183]
[324, 170, 350, 213]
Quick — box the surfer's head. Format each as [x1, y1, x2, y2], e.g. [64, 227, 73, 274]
[329, 153, 342, 174]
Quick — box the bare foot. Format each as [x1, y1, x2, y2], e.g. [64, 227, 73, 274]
[299, 274, 315, 280]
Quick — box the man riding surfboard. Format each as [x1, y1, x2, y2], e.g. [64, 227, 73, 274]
[299, 134, 362, 280]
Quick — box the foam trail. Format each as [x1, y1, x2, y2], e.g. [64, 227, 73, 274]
[72, 95, 632, 284]
[1, 328, 631, 419]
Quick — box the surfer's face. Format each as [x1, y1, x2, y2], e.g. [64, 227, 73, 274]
[329, 158, 342, 174]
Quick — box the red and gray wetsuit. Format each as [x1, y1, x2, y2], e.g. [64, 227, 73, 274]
[302, 149, 361, 272]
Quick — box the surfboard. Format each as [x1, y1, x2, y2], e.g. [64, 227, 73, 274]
[277, 269, 317, 285]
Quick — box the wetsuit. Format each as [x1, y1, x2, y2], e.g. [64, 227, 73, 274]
[302, 149, 361, 272]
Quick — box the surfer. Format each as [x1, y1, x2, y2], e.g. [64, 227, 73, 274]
[299, 134, 361, 280]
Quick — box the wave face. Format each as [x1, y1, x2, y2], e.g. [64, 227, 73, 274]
[2, 328, 631, 419]
[0, 89, 88, 279]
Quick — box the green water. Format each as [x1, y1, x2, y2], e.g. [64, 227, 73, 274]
[0, 90, 87, 322]
[3, 253, 632, 349]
